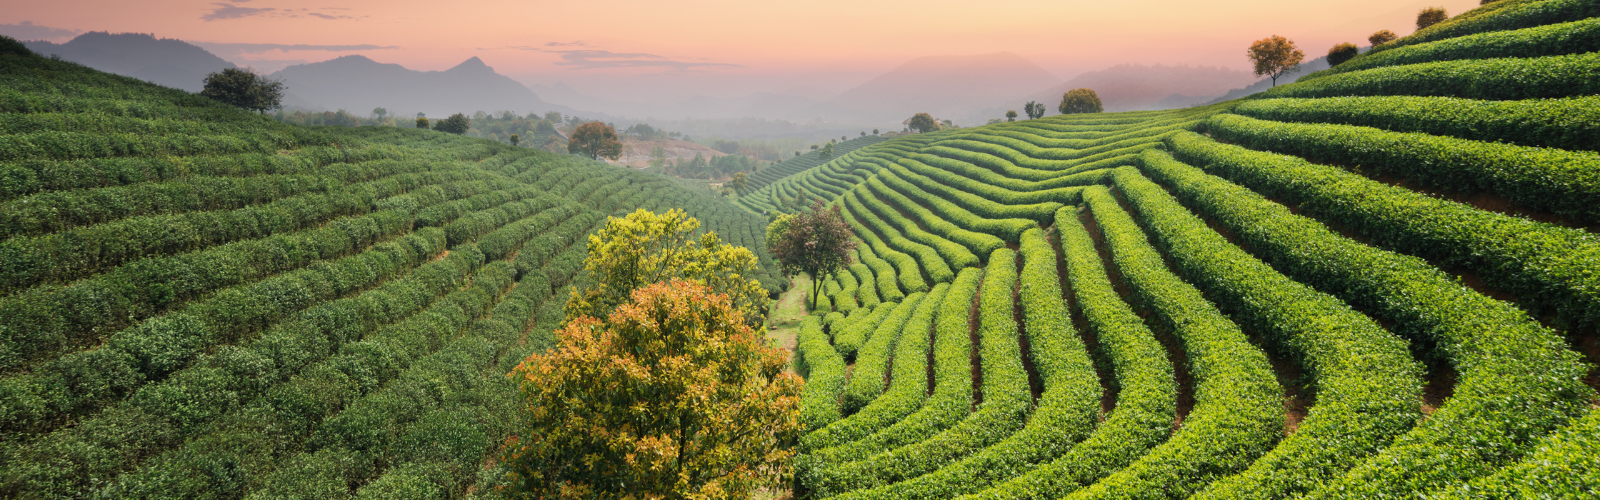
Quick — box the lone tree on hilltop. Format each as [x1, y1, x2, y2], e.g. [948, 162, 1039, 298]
[505, 278, 802, 499]
[1023, 101, 1046, 119]
[908, 112, 941, 133]
[200, 68, 284, 114]
[1369, 30, 1398, 46]
[1247, 35, 1305, 87]
[1058, 88, 1104, 114]
[1006, 110, 1018, 121]
[371, 107, 387, 120]
[1417, 7, 1449, 30]
[773, 201, 857, 310]
[568, 121, 624, 161]
[1327, 42, 1360, 66]
[434, 112, 471, 134]
[415, 116, 429, 129]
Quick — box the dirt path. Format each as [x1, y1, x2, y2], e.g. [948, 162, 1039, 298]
[767, 274, 813, 373]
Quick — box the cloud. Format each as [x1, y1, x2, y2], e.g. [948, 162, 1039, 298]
[307, 12, 355, 20]
[203, 3, 276, 20]
[545, 41, 588, 47]
[549, 49, 743, 71]
[0, 21, 83, 42]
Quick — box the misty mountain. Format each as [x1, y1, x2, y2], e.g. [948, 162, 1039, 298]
[1202, 55, 1334, 105]
[21, 32, 236, 92]
[270, 55, 585, 119]
[824, 52, 1063, 124]
[979, 64, 1257, 121]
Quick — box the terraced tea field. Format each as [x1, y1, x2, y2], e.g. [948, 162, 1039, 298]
[748, 1, 1600, 497]
[0, 38, 784, 499]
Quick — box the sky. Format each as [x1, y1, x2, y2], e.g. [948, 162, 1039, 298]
[4, 0, 1483, 102]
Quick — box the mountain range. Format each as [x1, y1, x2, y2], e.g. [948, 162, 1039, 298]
[22, 32, 235, 92]
[268, 55, 584, 119]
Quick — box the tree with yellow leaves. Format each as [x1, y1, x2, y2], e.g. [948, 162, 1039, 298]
[504, 279, 803, 499]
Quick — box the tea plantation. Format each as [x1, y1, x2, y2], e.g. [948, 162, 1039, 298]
[748, 1, 1600, 498]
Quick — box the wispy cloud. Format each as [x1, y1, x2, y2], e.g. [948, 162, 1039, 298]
[545, 41, 588, 47]
[202, 3, 275, 20]
[202, 2, 365, 21]
[195, 42, 399, 54]
[0, 21, 83, 42]
[549, 49, 743, 70]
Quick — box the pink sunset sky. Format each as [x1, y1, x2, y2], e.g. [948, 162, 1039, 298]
[5, 0, 1482, 100]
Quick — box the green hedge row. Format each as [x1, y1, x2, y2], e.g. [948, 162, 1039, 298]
[813, 277, 836, 315]
[876, 169, 1036, 242]
[0, 172, 496, 293]
[1232, 96, 1600, 152]
[886, 161, 1083, 207]
[1432, 407, 1600, 499]
[864, 177, 1005, 259]
[852, 264, 882, 309]
[857, 244, 908, 301]
[843, 191, 959, 282]
[803, 284, 947, 451]
[810, 249, 1029, 498]
[1167, 130, 1600, 342]
[839, 229, 1102, 499]
[1367, 0, 1600, 55]
[963, 207, 1177, 500]
[0, 130, 292, 162]
[0, 228, 447, 441]
[929, 136, 1170, 178]
[475, 202, 578, 261]
[843, 208, 931, 293]
[840, 293, 928, 414]
[798, 315, 848, 432]
[794, 268, 980, 492]
[833, 301, 896, 361]
[1204, 113, 1600, 224]
[442, 195, 562, 246]
[832, 267, 862, 314]
[904, 152, 1113, 194]
[1307, 18, 1600, 80]
[1261, 52, 1600, 101]
[1112, 161, 1423, 498]
[1066, 187, 1281, 500]
[0, 206, 419, 373]
[881, 164, 1061, 224]
[1162, 133, 1596, 498]
[100, 260, 518, 499]
[2, 245, 488, 498]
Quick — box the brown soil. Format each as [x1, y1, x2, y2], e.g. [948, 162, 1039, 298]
[1014, 253, 1045, 402]
[1420, 361, 1458, 416]
[970, 272, 986, 409]
[1050, 224, 1116, 416]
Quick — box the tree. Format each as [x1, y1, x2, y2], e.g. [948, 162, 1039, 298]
[1058, 88, 1104, 114]
[1417, 7, 1448, 30]
[765, 213, 794, 254]
[730, 171, 748, 192]
[1005, 110, 1018, 122]
[1023, 101, 1046, 119]
[200, 68, 285, 114]
[1327, 42, 1360, 66]
[772, 202, 857, 309]
[860, 131, 866, 137]
[1247, 35, 1306, 87]
[567, 209, 768, 323]
[818, 142, 834, 161]
[1369, 30, 1399, 46]
[371, 107, 387, 120]
[872, 128, 879, 134]
[569, 121, 624, 161]
[505, 279, 803, 499]
[509, 133, 520, 146]
[415, 116, 430, 130]
[434, 112, 471, 134]
[908, 112, 940, 133]
[650, 144, 669, 168]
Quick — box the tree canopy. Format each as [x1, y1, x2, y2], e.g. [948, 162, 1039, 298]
[908, 113, 940, 133]
[1247, 35, 1306, 86]
[1417, 7, 1449, 30]
[567, 209, 769, 323]
[1368, 30, 1398, 46]
[505, 279, 802, 499]
[1058, 88, 1104, 114]
[1005, 110, 1018, 121]
[1327, 42, 1360, 66]
[200, 68, 284, 114]
[569, 121, 624, 161]
[771, 202, 857, 309]
[433, 113, 471, 134]
[1023, 101, 1046, 119]
[818, 142, 835, 161]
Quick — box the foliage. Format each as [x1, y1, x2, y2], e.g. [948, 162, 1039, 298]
[819, 142, 835, 160]
[1023, 101, 1046, 119]
[416, 116, 429, 129]
[433, 112, 471, 134]
[765, 213, 794, 257]
[566, 208, 768, 323]
[1247, 35, 1305, 86]
[1300, 17, 1600, 81]
[908, 113, 941, 133]
[1261, 51, 1600, 101]
[1368, 29, 1398, 45]
[1417, 6, 1449, 30]
[504, 279, 803, 499]
[1058, 88, 1104, 114]
[1232, 95, 1600, 152]
[1326, 42, 1359, 66]
[568, 121, 623, 161]
[200, 68, 284, 114]
[1005, 110, 1017, 121]
[771, 202, 857, 309]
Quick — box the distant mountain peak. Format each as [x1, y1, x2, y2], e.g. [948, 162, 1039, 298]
[448, 56, 492, 73]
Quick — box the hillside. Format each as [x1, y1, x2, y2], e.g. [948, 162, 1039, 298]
[20, 32, 236, 92]
[743, 1, 1600, 498]
[985, 63, 1258, 118]
[269, 55, 577, 119]
[614, 138, 726, 168]
[0, 37, 784, 499]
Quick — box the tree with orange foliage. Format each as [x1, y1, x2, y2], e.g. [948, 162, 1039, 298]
[1247, 35, 1306, 87]
[1368, 29, 1398, 46]
[503, 279, 804, 499]
[568, 121, 624, 161]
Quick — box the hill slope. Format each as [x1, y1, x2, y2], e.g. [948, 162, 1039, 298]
[0, 36, 783, 499]
[20, 32, 236, 92]
[753, 1, 1600, 498]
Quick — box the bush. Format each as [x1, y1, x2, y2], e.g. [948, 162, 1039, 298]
[1326, 42, 1360, 66]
